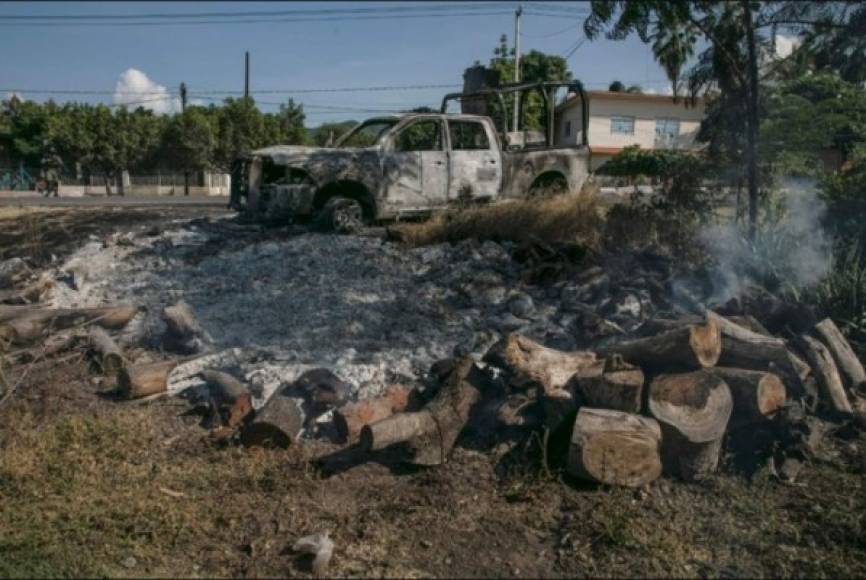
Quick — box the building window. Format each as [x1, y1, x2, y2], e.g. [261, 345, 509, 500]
[655, 117, 680, 147]
[564, 120, 572, 137]
[610, 116, 635, 135]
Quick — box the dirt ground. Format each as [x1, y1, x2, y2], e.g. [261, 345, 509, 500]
[1, 208, 865, 578]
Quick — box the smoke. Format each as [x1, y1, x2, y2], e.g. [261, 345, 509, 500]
[774, 33, 801, 59]
[113, 68, 180, 114]
[700, 178, 831, 305]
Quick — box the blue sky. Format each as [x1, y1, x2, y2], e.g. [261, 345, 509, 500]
[0, 1, 676, 125]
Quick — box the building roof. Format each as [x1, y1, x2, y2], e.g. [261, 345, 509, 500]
[557, 90, 704, 112]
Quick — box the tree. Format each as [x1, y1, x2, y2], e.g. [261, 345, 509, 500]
[608, 80, 626, 92]
[309, 121, 358, 146]
[487, 35, 572, 131]
[213, 97, 266, 171]
[0, 97, 57, 169]
[584, 1, 843, 239]
[160, 107, 215, 195]
[795, 2, 866, 85]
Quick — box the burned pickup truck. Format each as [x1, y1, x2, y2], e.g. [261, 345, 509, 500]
[230, 81, 590, 230]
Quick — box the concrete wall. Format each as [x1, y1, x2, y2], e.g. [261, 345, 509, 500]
[556, 92, 706, 153]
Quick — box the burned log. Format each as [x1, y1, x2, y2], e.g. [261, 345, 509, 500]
[706, 367, 785, 425]
[241, 395, 303, 448]
[0, 305, 139, 345]
[118, 359, 179, 399]
[798, 335, 853, 415]
[600, 314, 721, 371]
[360, 357, 482, 465]
[200, 369, 253, 428]
[648, 371, 733, 480]
[813, 318, 866, 390]
[483, 333, 601, 393]
[704, 312, 807, 398]
[567, 407, 663, 487]
[571, 354, 644, 414]
[162, 300, 207, 354]
[333, 385, 414, 442]
[88, 326, 125, 374]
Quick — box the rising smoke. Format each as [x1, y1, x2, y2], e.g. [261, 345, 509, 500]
[700, 178, 832, 305]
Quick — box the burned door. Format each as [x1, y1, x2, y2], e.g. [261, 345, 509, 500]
[446, 120, 501, 201]
[383, 119, 448, 210]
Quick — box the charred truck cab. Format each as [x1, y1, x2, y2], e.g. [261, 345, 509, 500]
[230, 81, 591, 231]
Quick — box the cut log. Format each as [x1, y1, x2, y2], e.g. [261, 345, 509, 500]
[813, 318, 866, 390]
[600, 313, 721, 371]
[241, 395, 303, 448]
[706, 367, 785, 425]
[706, 312, 806, 398]
[726, 315, 772, 337]
[0, 305, 139, 345]
[483, 333, 600, 393]
[360, 357, 483, 465]
[571, 354, 644, 414]
[0, 275, 53, 305]
[88, 326, 125, 374]
[798, 335, 853, 415]
[567, 407, 662, 487]
[200, 369, 253, 428]
[293, 368, 351, 409]
[333, 385, 413, 442]
[648, 371, 733, 480]
[118, 359, 178, 399]
[162, 300, 207, 354]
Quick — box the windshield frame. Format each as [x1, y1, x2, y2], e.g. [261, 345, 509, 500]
[334, 118, 400, 148]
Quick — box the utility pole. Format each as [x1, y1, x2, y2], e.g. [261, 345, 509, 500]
[244, 51, 250, 99]
[512, 4, 522, 133]
[180, 82, 189, 196]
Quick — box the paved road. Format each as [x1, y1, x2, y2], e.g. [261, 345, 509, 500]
[0, 193, 230, 208]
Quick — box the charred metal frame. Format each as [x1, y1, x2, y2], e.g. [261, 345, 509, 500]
[440, 80, 589, 148]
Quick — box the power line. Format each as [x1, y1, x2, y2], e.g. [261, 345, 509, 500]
[521, 21, 579, 38]
[0, 83, 462, 96]
[0, 10, 516, 27]
[0, 3, 508, 20]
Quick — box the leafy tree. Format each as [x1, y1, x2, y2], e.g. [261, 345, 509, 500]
[487, 35, 572, 131]
[45, 102, 95, 178]
[160, 107, 215, 195]
[584, 0, 848, 239]
[0, 97, 57, 169]
[608, 80, 625, 92]
[794, 2, 866, 85]
[309, 121, 358, 146]
[213, 97, 266, 171]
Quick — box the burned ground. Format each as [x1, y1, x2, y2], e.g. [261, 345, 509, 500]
[1, 208, 865, 578]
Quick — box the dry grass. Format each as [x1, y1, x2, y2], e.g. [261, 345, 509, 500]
[392, 190, 603, 249]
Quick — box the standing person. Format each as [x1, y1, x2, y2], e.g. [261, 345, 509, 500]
[40, 145, 63, 197]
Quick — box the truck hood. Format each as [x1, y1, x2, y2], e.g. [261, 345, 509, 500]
[251, 145, 374, 166]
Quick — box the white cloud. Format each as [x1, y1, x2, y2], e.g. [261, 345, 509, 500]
[644, 84, 674, 96]
[113, 68, 180, 114]
[775, 34, 801, 59]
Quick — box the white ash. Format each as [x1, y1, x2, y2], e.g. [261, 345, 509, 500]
[46, 221, 572, 413]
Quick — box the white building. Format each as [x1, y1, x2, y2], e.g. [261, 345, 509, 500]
[556, 90, 707, 171]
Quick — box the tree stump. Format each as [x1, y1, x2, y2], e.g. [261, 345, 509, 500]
[571, 354, 644, 414]
[162, 300, 207, 354]
[118, 359, 178, 399]
[648, 371, 733, 480]
[241, 395, 303, 448]
[567, 407, 663, 487]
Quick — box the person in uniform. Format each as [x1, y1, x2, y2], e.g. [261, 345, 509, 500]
[40, 146, 63, 197]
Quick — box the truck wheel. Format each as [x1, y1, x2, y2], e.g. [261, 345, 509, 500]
[529, 175, 568, 198]
[318, 196, 366, 233]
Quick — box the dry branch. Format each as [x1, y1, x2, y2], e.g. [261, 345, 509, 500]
[813, 318, 866, 390]
[798, 334, 853, 415]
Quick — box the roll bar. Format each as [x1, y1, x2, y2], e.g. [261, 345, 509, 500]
[440, 80, 589, 147]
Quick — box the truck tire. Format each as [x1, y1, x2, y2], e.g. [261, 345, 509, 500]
[529, 174, 568, 198]
[317, 196, 366, 234]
